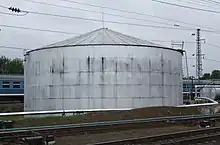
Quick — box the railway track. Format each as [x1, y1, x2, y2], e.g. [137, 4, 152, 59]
[0, 114, 219, 144]
[90, 127, 220, 145]
[0, 120, 167, 143]
[0, 101, 23, 104]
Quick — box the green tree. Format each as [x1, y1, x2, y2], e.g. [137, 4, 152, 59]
[0, 56, 10, 74]
[201, 70, 220, 80]
[201, 73, 211, 80]
[211, 70, 220, 79]
[5, 58, 24, 74]
[0, 56, 24, 75]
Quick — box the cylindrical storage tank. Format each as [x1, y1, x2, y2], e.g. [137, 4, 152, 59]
[24, 28, 183, 111]
[200, 86, 220, 101]
[214, 88, 220, 100]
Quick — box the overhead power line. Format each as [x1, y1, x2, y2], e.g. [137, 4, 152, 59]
[186, 57, 220, 63]
[151, 40, 195, 43]
[28, 11, 196, 30]
[176, 0, 220, 8]
[197, 0, 220, 8]
[152, 0, 220, 14]
[157, 40, 220, 47]
[2, 1, 220, 33]
[0, 24, 80, 35]
[205, 43, 220, 49]
[0, 5, 28, 16]
[3, 3, 220, 33]
[200, 0, 220, 5]
[0, 5, 8, 9]
[58, 0, 219, 31]
[1, 5, 197, 31]
[197, 0, 219, 5]
[0, 11, 28, 16]
[21, 0, 178, 27]
[172, 0, 220, 9]
[175, 0, 212, 9]
[4, 4, 220, 34]
[204, 58, 220, 63]
[0, 45, 26, 50]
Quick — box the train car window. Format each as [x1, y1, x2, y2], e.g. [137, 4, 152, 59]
[2, 81, 10, 88]
[13, 82, 20, 88]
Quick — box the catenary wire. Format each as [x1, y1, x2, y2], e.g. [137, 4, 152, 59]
[58, 0, 220, 31]
[185, 57, 220, 63]
[0, 45, 26, 50]
[205, 43, 220, 49]
[152, 0, 220, 14]
[2, 3, 220, 33]
[0, 24, 80, 35]
[187, 0, 220, 6]
[200, 0, 220, 5]
[0, 6, 198, 31]
[0, 11, 28, 16]
[204, 57, 220, 62]
[21, 0, 179, 27]
[172, 0, 220, 9]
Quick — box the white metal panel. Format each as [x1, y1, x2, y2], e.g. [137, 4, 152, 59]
[25, 42, 183, 112]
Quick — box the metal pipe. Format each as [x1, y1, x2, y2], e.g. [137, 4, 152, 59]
[0, 94, 24, 96]
[0, 108, 132, 117]
[178, 96, 218, 107]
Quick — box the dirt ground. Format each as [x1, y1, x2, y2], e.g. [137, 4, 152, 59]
[56, 125, 199, 145]
[0, 103, 23, 113]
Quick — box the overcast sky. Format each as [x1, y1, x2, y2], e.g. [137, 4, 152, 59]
[0, 0, 220, 77]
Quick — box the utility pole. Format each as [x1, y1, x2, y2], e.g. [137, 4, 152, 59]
[195, 29, 205, 81]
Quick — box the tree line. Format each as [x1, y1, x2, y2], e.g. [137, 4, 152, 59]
[200, 70, 220, 80]
[0, 56, 24, 75]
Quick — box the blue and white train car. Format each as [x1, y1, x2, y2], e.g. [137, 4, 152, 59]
[0, 75, 24, 97]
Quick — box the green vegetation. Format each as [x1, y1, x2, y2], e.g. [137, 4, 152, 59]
[201, 70, 220, 80]
[184, 70, 220, 80]
[0, 56, 23, 75]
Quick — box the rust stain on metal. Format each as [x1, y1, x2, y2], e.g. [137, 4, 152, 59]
[87, 56, 90, 72]
[130, 57, 134, 73]
[125, 63, 129, 72]
[101, 57, 105, 72]
[59, 57, 65, 76]
[115, 61, 118, 73]
[137, 63, 142, 72]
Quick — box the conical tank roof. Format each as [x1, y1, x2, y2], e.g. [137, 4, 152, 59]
[43, 28, 164, 48]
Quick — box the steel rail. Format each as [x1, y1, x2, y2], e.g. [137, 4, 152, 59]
[0, 120, 168, 143]
[0, 114, 220, 132]
[0, 114, 219, 143]
[0, 101, 23, 104]
[90, 126, 220, 145]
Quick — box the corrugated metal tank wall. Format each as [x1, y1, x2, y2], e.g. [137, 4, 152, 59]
[24, 45, 183, 111]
